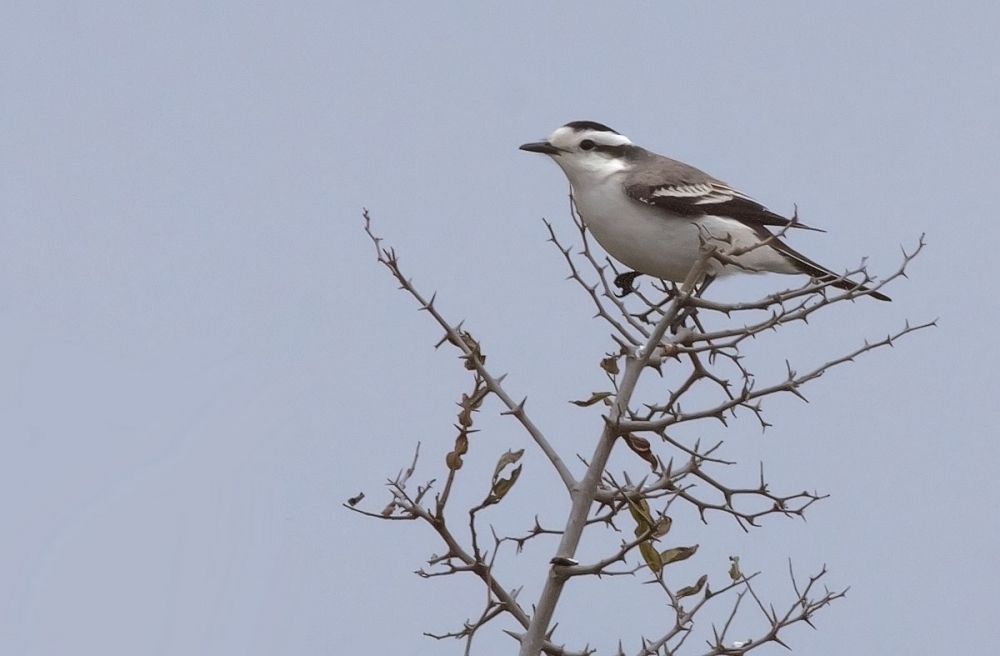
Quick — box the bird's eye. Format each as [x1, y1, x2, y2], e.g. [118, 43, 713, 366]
[579, 139, 595, 151]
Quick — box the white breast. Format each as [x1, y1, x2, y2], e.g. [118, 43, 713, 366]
[569, 180, 798, 282]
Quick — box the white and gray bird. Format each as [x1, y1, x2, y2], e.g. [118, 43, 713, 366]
[520, 121, 889, 301]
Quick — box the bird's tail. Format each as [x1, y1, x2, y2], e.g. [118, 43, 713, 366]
[776, 240, 891, 302]
[812, 269, 891, 301]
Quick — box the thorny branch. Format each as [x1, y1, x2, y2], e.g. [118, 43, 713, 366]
[362, 211, 576, 496]
[352, 206, 931, 656]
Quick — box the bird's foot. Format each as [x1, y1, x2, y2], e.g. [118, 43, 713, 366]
[613, 271, 643, 298]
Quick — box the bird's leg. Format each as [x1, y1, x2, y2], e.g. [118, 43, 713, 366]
[696, 274, 716, 299]
[613, 271, 644, 298]
[670, 274, 715, 333]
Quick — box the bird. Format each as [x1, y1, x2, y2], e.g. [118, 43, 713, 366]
[520, 121, 889, 301]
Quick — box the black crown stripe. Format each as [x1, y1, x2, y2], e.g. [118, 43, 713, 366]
[563, 120, 619, 135]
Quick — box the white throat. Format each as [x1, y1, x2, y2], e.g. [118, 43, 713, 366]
[554, 154, 631, 190]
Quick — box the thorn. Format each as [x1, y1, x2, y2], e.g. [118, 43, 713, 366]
[788, 387, 809, 403]
[773, 635, 791, 650]
[501, 398, 527, 416]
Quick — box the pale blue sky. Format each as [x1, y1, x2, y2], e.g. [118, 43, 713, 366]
[2, 2, 998, 655]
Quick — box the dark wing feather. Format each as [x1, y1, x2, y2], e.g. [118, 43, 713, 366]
[622, 149, 884, 298]
[624, 153, 823, 232]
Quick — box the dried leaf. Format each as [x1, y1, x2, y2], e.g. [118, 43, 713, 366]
[570, 391, 613, 407]
[347, 492, 365, 507]
[624, 433, 657, 470]
[480, 449, 525, 506]
[600, 356, 620, 376]
[457, 383, 488, 429]
[458, 404, 474, 428]
[634, 518, 673, 540]
[461, 332, 486, 369]
[728, 556, 741, 581]
[491, 449, 524, 480]
[445, 433, 468, 471]
[676, 574, 708, 598]
[468, 387, 488, 409]
[639, 541, 663, 574]
[628, 497, 654, 533]
[490, 464, 522, 502]
[660, 544, 699, 566]
[652, 515, 673, 538]
[380, 501, 395, 517]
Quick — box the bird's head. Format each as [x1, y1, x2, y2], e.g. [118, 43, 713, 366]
[520, 121, 634, 184]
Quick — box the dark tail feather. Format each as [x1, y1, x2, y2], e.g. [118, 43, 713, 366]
[774, 238, 892, 302]
[818, 273, 891, 302]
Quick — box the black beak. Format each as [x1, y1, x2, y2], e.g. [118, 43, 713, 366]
[519, 141, 561, 155]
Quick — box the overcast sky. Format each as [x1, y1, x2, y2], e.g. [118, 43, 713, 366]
[3, 2, 998, 655]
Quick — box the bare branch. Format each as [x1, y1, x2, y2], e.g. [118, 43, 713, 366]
[357, 209, 926, 656]
[364, 210, 577, 494]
